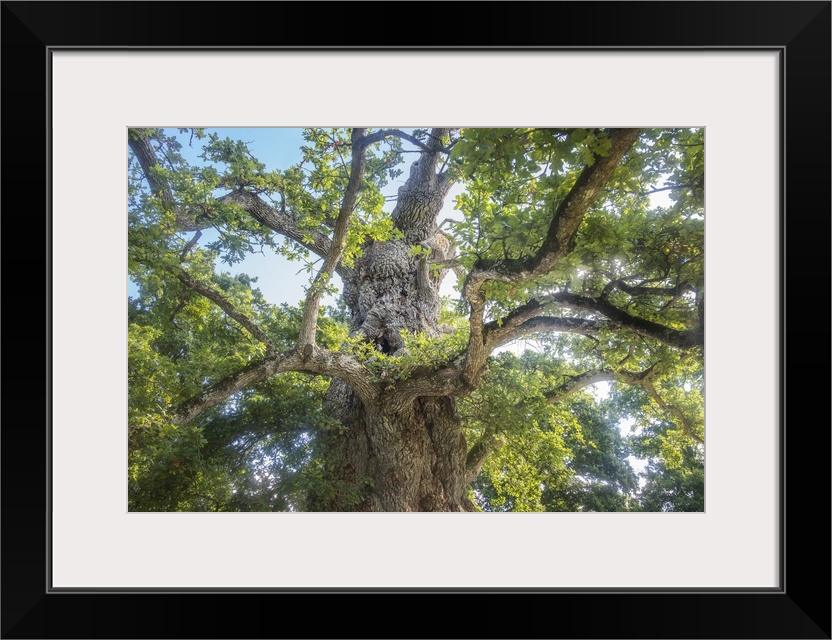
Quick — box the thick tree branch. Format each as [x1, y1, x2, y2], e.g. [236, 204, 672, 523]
[490, 316, 605, 350]
[544, 370, 616, 404]
[463, 129, 641, 292]
[481, 297, 603, 350]
[461, 291, 488, 388]
[360, 128, 454, 154]
[481, 289, 701, 352]
[600, 279, 698, 301]
[172, 347, 379, 426]
[422, 282, 697, 405]
[464, 432, 505, 485]
[542, 366, 655, 405]
[135, 128, 387, 425]
[219, 190, 355, 280]
[128, 128, 204, 231]
[545, 291, 703, 349]
[173, 357, 281, 425]
[180, 230, 202, 261]
[459, 128, 641, 385]
[387, 320, 602, 409]
[130, 128, 356, 279]
[298, 128, 368, 347]
[427, 128, 454, 190]
[170, 266, 276, 356]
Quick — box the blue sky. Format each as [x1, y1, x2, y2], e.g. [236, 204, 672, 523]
[132, 127, 464, 307]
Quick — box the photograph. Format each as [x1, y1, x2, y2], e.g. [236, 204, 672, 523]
[128, 127, 705, 513]
[2, 0, 827, 636]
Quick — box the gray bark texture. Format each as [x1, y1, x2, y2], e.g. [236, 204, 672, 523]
[311, 130, 473, 511]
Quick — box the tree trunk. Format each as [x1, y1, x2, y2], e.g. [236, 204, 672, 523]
[313, 384, 473, 511]
[310, 130, 473, 511]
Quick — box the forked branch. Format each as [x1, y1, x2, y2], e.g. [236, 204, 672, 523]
[460, 129, 641, 385]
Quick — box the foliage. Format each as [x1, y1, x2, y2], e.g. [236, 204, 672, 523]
[128, 127, 704, 512]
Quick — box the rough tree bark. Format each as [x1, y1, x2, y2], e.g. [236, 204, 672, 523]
[311, 129, 472, 511]
[309, 129, 648, 511]
[133, 127, 667, 512]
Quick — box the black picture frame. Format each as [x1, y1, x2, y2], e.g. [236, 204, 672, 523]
[2, 2, 829, 638]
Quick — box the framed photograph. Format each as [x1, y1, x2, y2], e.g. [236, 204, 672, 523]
[3, 2, 829, 638]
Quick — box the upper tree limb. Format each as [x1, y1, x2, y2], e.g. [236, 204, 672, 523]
[129, 127, 355, 279]
[297, 128, 369, 347]
[131, 128, 382, 424]
[482, 291, 703, 352]
[459, 128, 642, 385]
[171, 348, 378, 425]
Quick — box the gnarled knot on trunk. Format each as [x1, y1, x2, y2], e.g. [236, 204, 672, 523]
[348, 239, 442, 355]
[392, 159, 452, 244]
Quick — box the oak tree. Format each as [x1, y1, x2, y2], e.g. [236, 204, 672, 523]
[128, 127, 704, 512]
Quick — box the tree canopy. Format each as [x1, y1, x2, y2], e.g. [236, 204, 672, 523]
[128, 127, 704, 512]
